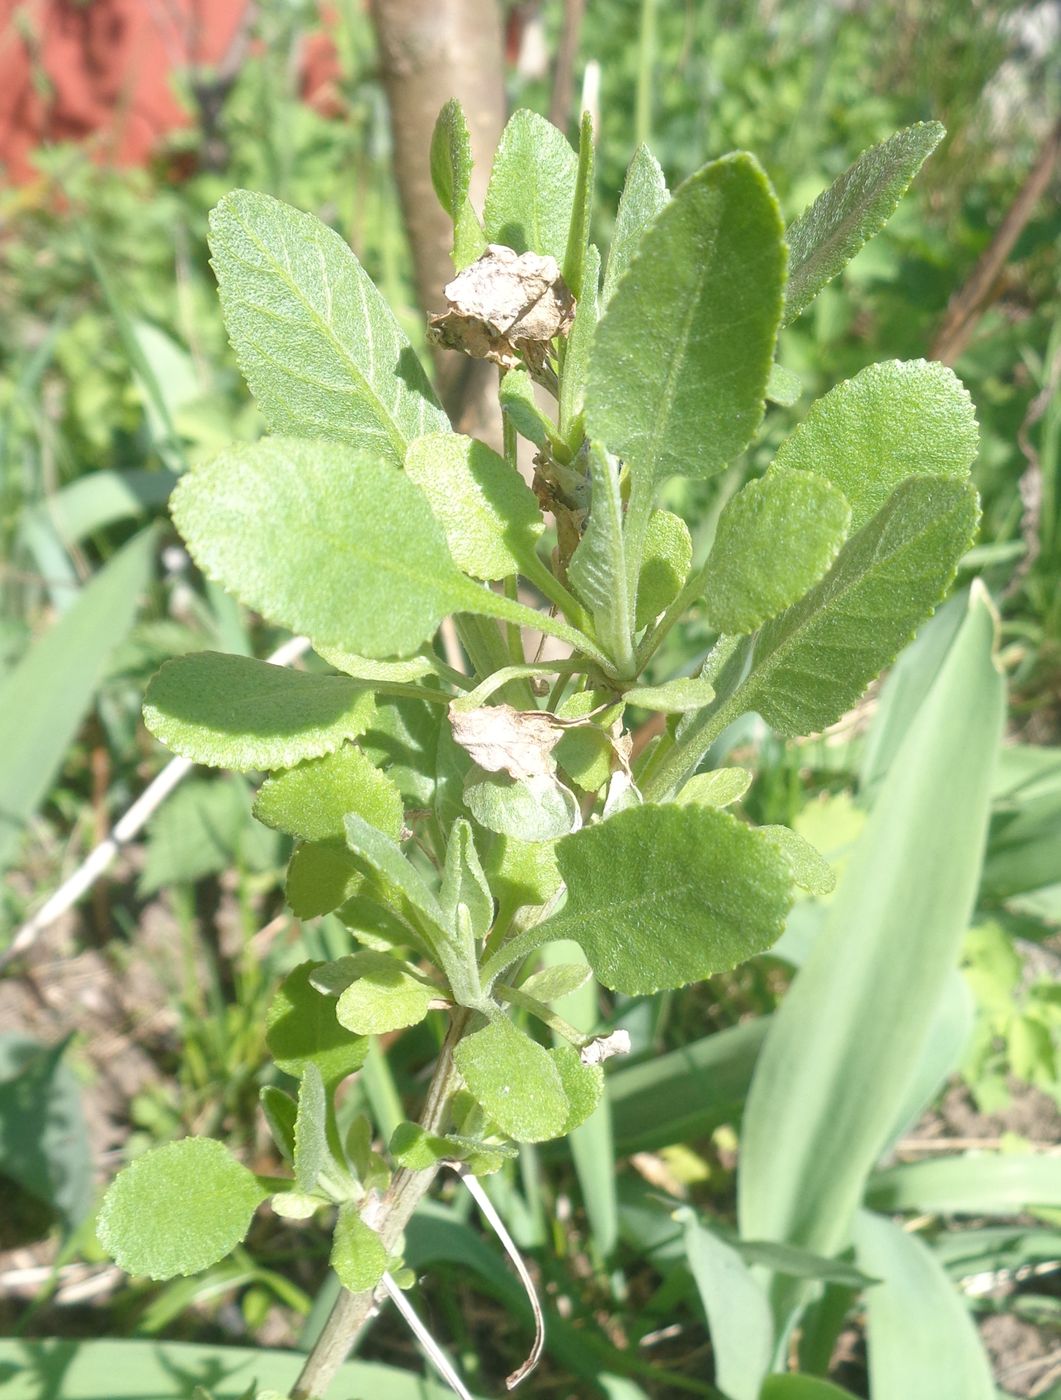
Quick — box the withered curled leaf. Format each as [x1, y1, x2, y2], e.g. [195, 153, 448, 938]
[449, 702, 563, 781]
[429, 245, 575, 372]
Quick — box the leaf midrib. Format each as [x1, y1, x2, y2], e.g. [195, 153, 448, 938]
[221, 204, 415, 462]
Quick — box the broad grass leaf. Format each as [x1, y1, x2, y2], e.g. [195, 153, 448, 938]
[209, 191, 446, 460]
[738, 589, 1004, 1317]
[485, 804, 792, 995]
[97, 1139, 266, 1280]
[737, 476, 979, 737]
[0, 527, 154, 875]
[601, 144, 668, 307]
[254, 746, 403, 843]
[143, 651, 376, 771]
[784, 122, 944, 326]
[772, 359, 979, 530]
[483, 109, 577, 264]
[681, 1213, 774, 1400]
[854, 1211, 995, 1400]
[404, 432, 543, 581]
[453, 1017, 570, 1143]
[866, 1151, 1061, 1214]
[700, 467, 851, 635]
[585, 153, 785, 489]
[331, 1202, 387, 1293]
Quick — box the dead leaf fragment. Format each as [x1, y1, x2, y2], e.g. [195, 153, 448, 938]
[429, 244, 574, 370]
[580, 1030, 632, 1066]
[449, 702, 563, 780]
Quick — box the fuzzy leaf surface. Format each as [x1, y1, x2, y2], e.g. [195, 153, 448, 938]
[759, 826, 837, 895]
[171, 439, 469, 659]
[735, 476, 979, 736]
[430, 96, 485, 268]
[454, 1017, 570, 1143]
[568, 445, 633, 669]
[601, 144, 669, 306]
[784, 122, 944, 325]
[98, 1139, 266, 1280]
[255, 746, 403, 844]
[636, 510, 692, 630]
[675, 768, 751, 808]
[488, 804, 792, 994]
[293, 1062, 327, 1193]
[144, 652, 376, 771]
[334, 953, 436, 1035]
[624, 677, 716, 714]
[701, 467, 851, 635]
[331, 1203, 387, 1293]
[483, 109, 577, 264]
[772, 359, 979, 531]
[404, 432, 543, 581]
[464, 770, 581, 842]
[585, 153, 785, 487]
[551, 1046, 604, 1134]
[209, 190, 446, 459]
[439, 819, 494, 944]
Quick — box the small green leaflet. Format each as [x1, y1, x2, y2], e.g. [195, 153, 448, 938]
[285, 843, 362, 919]
[293, 1062, 328, 1193]
[454, 1016, 570, 1143]
[735, 476, 979, 737]
[143, 651, 376, 772]
[601, 143, 669, 307]
[483, 109, 578, 265]
[569, 444, 635, 674]
[552, 1045, 604, 1134]
[254, 745, 403, 843]
[97, 1139, 266, 1280]
[208, 190, 447, 461]
[758, 825, 837, 896]
[329, 952, 437, 1036]
[404, 432, 544, 581]
[266, 962, 368, 1092]
[429, 98, 485, 269]
[700, 466, 851, 635]
[562, 110, 595, 301]
[331, 1202, 387, 1293]
[624, 676, 716, 713]
[464, 770, 581, 842]
[675, 767, 751, 808]
[483, 804, 792, 995]
[772, 359, 979, 531]
[636, 510, 692, 630]
[784, 122, 944, 326]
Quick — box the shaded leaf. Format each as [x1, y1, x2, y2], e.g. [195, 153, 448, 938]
[674, 767, 751, 808]
[624, 677, 715, 713]
[144, 651, 376, 771]
[404, 432, 543, 581]
[636, 510, 692, 631]
[551, 1045, 603, 1134]
[454, 1017, 570, 1143]
[464, 770, 581, 842]
[285, 843, 362, 920]
[759, 825, 837, 895]
[254, 746, 403, 844]
[265, 962, 369, 1091]
[701, 467, 851, 635]
[681, 1213, 773, 1400]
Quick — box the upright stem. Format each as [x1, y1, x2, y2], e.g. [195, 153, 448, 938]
[290, 1007, 472, 1400]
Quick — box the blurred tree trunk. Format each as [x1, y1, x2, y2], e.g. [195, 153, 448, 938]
[369, 0, 507, 438]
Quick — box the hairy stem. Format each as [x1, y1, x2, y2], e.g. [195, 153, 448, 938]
[289, 1007, 472, 1400]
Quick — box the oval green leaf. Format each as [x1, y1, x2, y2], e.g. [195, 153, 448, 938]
[98, 1138, 266, 1280]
